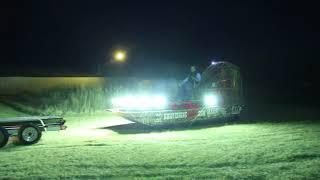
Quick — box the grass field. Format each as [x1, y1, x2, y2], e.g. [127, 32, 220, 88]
[1, 103, 320, 179]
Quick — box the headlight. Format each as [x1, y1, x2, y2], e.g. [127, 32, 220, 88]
[111, 95, 168, 110]
[204, 94, 218, 107]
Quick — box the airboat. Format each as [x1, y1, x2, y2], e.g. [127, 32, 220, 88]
[108, 61, 244, 126]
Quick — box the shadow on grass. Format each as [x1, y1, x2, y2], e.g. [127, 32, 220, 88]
[73, 152, 320, 170]
[102, 118, 241, 134]
[2, 140, 113, 151]
[1, 137, 42, 151]
[240, 103, 320, 122]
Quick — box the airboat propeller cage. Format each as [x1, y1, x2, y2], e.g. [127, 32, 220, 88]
[109, 61, 243, 126]
[199, 61, 243, 106]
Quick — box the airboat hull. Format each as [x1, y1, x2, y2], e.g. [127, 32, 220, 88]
[109, 105, 242, 126]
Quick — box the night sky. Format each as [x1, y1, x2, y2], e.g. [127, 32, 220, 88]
[3, 1, 320, 88]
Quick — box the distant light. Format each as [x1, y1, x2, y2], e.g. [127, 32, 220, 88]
[116, 52, 124, 60]
[114, 51, 126, 62]
[211, 61, 217, 65]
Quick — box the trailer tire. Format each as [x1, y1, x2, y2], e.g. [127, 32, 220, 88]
[18, 124, 42, 145]
[0, 127, 9, 148]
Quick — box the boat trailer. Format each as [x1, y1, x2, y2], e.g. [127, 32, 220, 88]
[0, 116, 66, 148]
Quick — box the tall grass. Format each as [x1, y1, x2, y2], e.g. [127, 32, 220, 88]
[41, 86, 110, 115]
[1, 78, 178, 116]
[2, 86, 116, 115]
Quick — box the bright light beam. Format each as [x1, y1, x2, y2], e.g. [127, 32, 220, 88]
[204, 94, 218, 107]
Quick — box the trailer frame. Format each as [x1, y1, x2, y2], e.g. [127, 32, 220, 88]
[0, 116, 66, 148]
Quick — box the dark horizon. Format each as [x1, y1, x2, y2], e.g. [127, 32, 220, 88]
[2, 1, 319, 88]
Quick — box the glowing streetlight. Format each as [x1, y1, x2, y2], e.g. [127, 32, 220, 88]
[114, 50, 126, 62]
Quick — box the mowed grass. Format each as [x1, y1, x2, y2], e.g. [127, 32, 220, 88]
[1, 107, 320, 179]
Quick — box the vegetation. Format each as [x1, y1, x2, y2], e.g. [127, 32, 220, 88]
[0, 103, 26, 118]
[1, 87, 114, 116]
[0, 92, 319, 179]
[0, 111, 319, 179]
[1, 80, 177, 116]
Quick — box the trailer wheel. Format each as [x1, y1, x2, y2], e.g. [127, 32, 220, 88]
[0, 127, 9, 148]
[18, 124, 42, 145]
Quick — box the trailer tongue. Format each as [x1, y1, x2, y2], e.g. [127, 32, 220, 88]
[0, 116, 66, 148]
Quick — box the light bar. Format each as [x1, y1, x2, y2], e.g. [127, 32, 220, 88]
[204, 94, 218, 107]
[111, 95, 168, 110]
